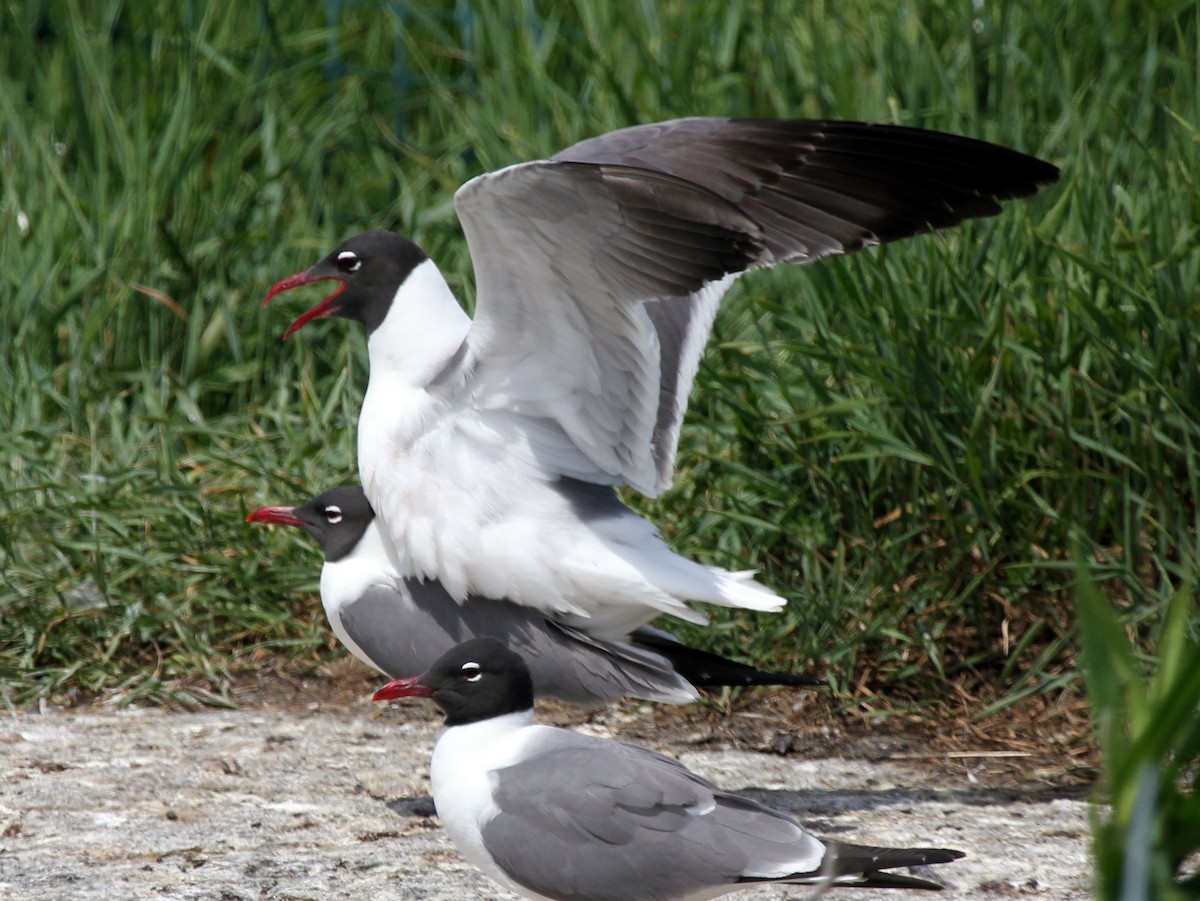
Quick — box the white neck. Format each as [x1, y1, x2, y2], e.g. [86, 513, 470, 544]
[431, 709, 539, 795]
[442, 708, 536, 741]
[319, 520, 403, 614]
[358, 258, 472, 497]
[366, 257, 470, 386]
[429, 710, 544, 897]
[432, 710, 540, 830]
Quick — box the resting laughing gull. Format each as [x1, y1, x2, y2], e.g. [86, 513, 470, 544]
[265, 118, 1059, 639]
[373, 637, 965, 899]
[248, 485, 821, 705]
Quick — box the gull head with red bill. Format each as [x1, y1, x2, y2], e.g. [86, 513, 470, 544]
[373, 638, 533, 726]
[246, 485, 375, 563]
[263, 230, 428, 339]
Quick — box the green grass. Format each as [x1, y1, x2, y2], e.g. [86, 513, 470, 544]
[1, 0, 1197, 723]
[1077, 562, 1200, 899]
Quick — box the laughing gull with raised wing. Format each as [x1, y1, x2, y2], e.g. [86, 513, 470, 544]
[373, 637, 965, 899]
[248, 485, 821, 705]
[264, 118, 1059, 640]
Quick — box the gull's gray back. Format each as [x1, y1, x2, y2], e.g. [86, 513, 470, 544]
[337, 578, 696, 705]
[480, 730, 825, 901]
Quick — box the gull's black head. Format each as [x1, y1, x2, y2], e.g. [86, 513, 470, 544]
[264, 230, 428, 339]
[372, 638, 534, 727]
[246, 485, 375, 563]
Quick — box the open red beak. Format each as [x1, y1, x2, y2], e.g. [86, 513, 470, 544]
[263, 269, 346, 340]
[373, 675, 436, 702]
[246, 505, 307, 527]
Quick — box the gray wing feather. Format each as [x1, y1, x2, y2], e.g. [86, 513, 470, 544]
[337, 581, 697, 705]
[457, 162, 760, 494]
[481, 734, 825, 901]
[456, 118, 1057, 497]
[640, 284, 725, 490]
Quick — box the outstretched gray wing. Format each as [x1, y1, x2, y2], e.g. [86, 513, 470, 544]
[453, 118, 1058, 496]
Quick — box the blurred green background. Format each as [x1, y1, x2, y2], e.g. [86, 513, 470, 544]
[1, 0, 1196, 720]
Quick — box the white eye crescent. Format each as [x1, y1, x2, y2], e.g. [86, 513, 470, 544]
[336, 251, 362, 273]
[461, 661, 482, 682]
[323, 505, 343, 524]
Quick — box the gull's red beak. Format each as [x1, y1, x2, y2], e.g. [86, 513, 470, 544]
[263, 269, 346, 340]
[246, 505, 307, 527]
[373, 675, 436, 702]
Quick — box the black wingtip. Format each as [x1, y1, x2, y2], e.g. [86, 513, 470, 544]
[843, 870, 952, 891]
[554, 117, 1060, 270]
[631, 630, 825, 689]
[736, 844, 963, 892]
[820, 842, 966, 890]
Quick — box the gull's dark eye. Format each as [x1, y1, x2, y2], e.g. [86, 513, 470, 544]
[336, 251, 361, 273]
[323, 505, 343, 524]
[461, 661, 482, 683]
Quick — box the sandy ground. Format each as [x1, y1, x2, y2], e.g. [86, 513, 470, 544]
[0, 695, 1094, 901]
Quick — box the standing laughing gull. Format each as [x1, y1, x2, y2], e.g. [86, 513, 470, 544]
[248, 485, 821, 705]
[373, 637, 965, 899]
[264, 118, 1059, 639]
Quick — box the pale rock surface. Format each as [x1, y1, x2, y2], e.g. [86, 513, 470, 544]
[0, 704, 1092, 900]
